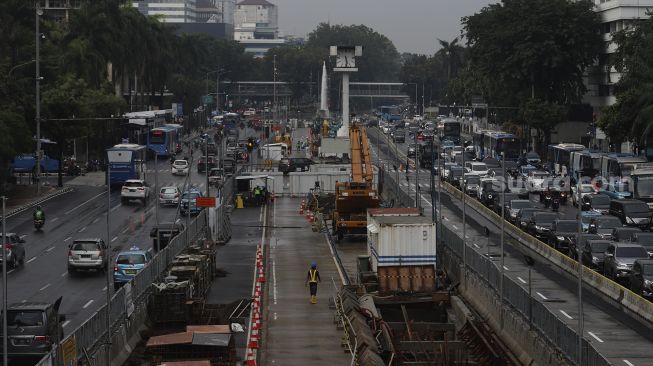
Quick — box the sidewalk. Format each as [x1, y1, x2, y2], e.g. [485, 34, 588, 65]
[4, 184, 71, 212]
[262, 197, 350, 365]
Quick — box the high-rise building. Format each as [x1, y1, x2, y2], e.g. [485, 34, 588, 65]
[37, 0, 82, 22]
[196, 0, 235, 24]
[132, 0, 198, 23]
[234, 0, 278, 40]
[585, 0, 653, 110]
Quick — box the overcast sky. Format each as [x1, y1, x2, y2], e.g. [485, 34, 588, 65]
[272, 0, 495, 54]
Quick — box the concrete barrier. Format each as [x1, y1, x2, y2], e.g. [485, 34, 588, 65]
[441, 181, 653, 328]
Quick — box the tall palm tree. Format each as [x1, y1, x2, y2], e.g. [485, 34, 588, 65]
[437, 37, 460, 81]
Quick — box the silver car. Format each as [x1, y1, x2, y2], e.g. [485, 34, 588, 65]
[159, 186, 180, 206]
[67, 238, 108, 275]
[1, 233, 26, 268]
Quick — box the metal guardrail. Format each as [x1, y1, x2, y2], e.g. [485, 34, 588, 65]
[381, 172, 612, 366]
[331, 278, 358, 366]
[36, 209, 208, 366]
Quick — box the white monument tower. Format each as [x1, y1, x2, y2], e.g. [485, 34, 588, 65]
[319, 61, 329, 116]
[330, 45, 362, 137]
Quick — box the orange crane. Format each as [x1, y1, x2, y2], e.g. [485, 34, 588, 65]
[332, 124, 380, 241]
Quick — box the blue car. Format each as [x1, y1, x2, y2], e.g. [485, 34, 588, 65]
[113, 247, 152, 290]
[180, 187, 204, 216]
[599, 182, 631, 200]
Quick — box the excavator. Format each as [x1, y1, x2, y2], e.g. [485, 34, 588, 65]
[332, 123, 380, 241]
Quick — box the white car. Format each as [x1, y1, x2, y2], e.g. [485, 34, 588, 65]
[527, 171, 550, 193]
[121, 179, 150, 204]
[468, 162, 489, 177]
[171, 160, 189, 175]
[243, 108, 257, 116]
[159, 186, 180, 206]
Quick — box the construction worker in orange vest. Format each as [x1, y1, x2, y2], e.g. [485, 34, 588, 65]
[305, 261, 321, 304]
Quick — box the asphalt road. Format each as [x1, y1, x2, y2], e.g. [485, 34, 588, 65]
[367, 127, 653, 365]
[2, 125, 261, 336]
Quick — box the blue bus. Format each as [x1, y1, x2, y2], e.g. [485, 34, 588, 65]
[164, 123, 184, 153]
[378, 106, 401, 122]
[106, 144, 146, 185]
[222, 113, 240, 130]
[546, 143, 586, 175]
[569, 150, 602, 181]
[147, 126, 178, 157]
[473, 130, 521, 161]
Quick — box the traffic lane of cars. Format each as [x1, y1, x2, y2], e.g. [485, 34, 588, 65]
[6, 162, 202, 334]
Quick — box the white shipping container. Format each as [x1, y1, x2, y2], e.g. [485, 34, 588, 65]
[367, 210, 436, 272]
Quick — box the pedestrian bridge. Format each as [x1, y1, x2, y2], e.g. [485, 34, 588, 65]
[221, 81, 410, 99]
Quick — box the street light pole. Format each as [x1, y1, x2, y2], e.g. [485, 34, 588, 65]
[577, 177, 584, 365]
[105, 165, 112, 366]
[35, 6, 42, 196]
[500, 152, 506, 330]
[415, 129, 419, 209]
[2, 196, 7, 366]
[462, 145, 467, 286]
[154, 153, 159, 251]
[524, 255, 535, 330]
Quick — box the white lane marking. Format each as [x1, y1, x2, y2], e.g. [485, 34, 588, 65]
[560, 310, 573, 320]
[39, 283, 51, 291]
[587, 331, 604, 343]
[78, 226, 87, 233]
[537, 292, 548, 300]
[273, 260, 278, 305]
[62, 320, 70, 328]
[111, 236, 118, 243]
[64, 236, 72, 242]
[110, 204, 121, 212]
[64, 191, 105, 215]
[102, 286, 107, 291]
[624, 360, 635, 366]
[82, 300, 94, 309]
[21, 299, 26, 303]
[51, 217, 59, 222]
[7, 269, 14, 275]
[92, 217, 99, 224]
[444, 217, 449, 221]
[61, 272, 67, 277]
[147, 248, 153, 252]
[19, 234, 27, 239]
[473, 243, 480, 249]
[45, 246, 55, 252]
[274, 312, 277, 320]
[452, 225, 459, 230]
[121, 227, 129, 234]
[26, 257, 36, 264]
[517, 276, 527, 284]
[503, 265, 510, 271]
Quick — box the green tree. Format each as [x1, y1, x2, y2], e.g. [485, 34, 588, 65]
[462, 0, 602, 106]
[520, 99, 566, 153]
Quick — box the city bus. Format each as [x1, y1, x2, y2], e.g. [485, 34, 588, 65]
[378, 106, 401, 122]
[599, 153, 648, 179]
[546, 143, 585, 175]
[473, 130, 521, 161]
[569, 150, 602, 181]
[106, 144, 146, 185]
[147, 126, 178, 157]
[164, 123, 184, 153]
[437, 118, 461, 144]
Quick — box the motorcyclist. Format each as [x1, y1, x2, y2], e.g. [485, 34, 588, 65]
[33, 205, 45, 222]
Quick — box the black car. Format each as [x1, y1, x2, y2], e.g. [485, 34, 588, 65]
[612, 227, 642, 242]
[392, 128, 406, 143]
[419, 144, 435, 168]
[463, 174, 481, 197]
[581, 239, 612, 271]
[279, 157, 314, 174]
[479, 180, 502, 208]
[588, 215, 623, 240]
[448, 167, 464, 188]
[1, 298, 65, 361]
[493, 193, 519, 216]
[581, 193, 611, 214]
[630, 232, 653, 257]
[609, 199, 652, 229]
[222, 157, 236, 177]
[629, 259, 653, 297]
[526, 212, 559, 240]
[548, 219, 580, 252]
[569, 233, 601, 260]
[516, 208, 543, 229]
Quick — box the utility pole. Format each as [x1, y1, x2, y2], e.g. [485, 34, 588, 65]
[462, 146, 466, 286]
[154, 153, 159, 251]
[105, 165, 112, 366]
[2, 197, 7, 366]
[500, 152, 506, 330]
[35, 6, 42, 196]
[415, 131, 419, 209]
[577, 177, 584, 365]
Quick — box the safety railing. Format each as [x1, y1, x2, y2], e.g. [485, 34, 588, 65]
[331, 278, 358, 366]
[37, 209, 208, 366]
[379, 170, 612, 365]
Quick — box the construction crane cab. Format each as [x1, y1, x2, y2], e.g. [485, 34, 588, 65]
[333, 124, 380, 241]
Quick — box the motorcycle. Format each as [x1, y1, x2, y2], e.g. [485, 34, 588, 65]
[544, 193, 552, 208]
[34, 219, 44, 230]
[552, 198, 560, 212]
